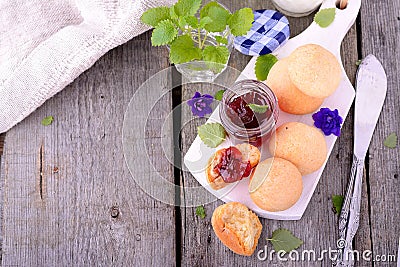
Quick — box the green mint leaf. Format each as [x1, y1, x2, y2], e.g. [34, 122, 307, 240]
[174, 0, 202, 17]
[202, 46, 229, 73]
[247, 103, 269, 113]
[202, 46, 229, 64]
[169, 6, 179, 21]
[200, 2, 231, 32]
[255, 54, 278, 81]
[314, 8, 336, 28]
[151, 20, 178, 46]
[384, 133, 398, 148]
[215, 36, 228, 45]
[141, 6, 171, 27]
[169, 34, 202, 64]
[186, 16, 199, 28]
[355, 59, 362, 66]
[179, 15, 198, 29]
[199, 16, 213, 28]
[267, 229, 303, 254]
[178, 17, 187, 29]
[198, 123, 226, 148]
[332, 195, 344, 214]
[214, 89, 225, 101]
[41, 116, 54, 126]
[195, 206, 206, 219]
[228, 8, 254, 36]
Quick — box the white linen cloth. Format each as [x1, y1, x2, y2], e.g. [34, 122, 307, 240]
[0, 0, 175, 133]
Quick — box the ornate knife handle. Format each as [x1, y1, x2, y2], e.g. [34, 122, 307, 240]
[335, 155, 364, 266]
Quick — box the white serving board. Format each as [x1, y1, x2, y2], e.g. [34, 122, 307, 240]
[184, 0, 361, 220]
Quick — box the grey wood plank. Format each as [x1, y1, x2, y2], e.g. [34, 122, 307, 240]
[360, 0, 400, 265]
[180, 1, 362, 266]
[0, 32, 176, 266]
[0, 132, 3, 262]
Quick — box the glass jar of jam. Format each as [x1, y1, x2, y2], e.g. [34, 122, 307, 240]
[219, 79, 278, 148]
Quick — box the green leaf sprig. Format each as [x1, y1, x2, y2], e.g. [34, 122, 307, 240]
[197, 122, 226, 148]
[332, 195, 344, 214]
[141, 0, 254, 67]
[384, 133, 397, 148]
[195, 206, 206, 219]
[267, 229, 303, 253]
[314, 8, 336, 28]
[247, 103, 269, 113]
[214, 89, 225, 101]
[41, 116, 54, 126]
[255, 54, 278, 81]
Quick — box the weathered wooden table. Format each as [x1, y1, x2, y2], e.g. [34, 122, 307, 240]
[0, 0, 398, 266]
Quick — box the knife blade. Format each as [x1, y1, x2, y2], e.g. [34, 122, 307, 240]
[335, 55, 387, 267]
[354, 54, 388, 158]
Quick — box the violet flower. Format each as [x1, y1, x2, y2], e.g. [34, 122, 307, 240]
[188, 92, 214, 117]
[312, 108, 343, 136]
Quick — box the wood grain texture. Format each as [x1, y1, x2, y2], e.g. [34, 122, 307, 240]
[0, 132, 3, 262]
[0, 32, 176, 266]
[180, 1, 362, 266]
[1, 0, 398, 265]
[360, 0, 400, 265]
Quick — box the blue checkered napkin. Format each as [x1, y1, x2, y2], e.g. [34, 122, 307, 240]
[234, 10, 290, 56]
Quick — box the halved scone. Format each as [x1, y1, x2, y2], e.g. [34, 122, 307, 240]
[206, 144, 260, 190]
[212, 202, 262, 256]
[206, 150, 229, 190]
[235, 143, 261, 168]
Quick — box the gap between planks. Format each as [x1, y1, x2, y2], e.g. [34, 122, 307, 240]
[0, 133, 5, 156]
[171, 66, 183, 267]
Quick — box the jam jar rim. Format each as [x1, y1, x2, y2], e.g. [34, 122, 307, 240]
[219, 79, 279, 139]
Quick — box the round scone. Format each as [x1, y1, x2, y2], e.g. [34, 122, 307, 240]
[211, 202, 262, 256]
[250, 158, 303, 212]
[287, 44, 341, 98]
[266, 58, 324, 114]
[269, 122, 327, 175]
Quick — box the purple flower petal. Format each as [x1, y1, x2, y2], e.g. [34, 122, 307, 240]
[193, 92, 201, 99]
[188, 91, 215, 117]
[332, 127, 341, 136]
[312, 107, 343, 136]
[191, 106, 199, 116]
[202, 106, 213, 115]
[323, 128, 331, 135]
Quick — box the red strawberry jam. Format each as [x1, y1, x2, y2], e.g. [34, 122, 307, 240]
[213, 147, 252, 183]
[226, 92, 272, 129]
[220, 80, 278, 148]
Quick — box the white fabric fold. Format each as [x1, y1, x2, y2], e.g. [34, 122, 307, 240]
[0, 0, 175, 133]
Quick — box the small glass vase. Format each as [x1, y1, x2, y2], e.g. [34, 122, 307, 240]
[174, 29, 234, 83]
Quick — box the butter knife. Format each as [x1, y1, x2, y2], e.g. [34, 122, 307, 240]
[335, 55, 387, 266]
